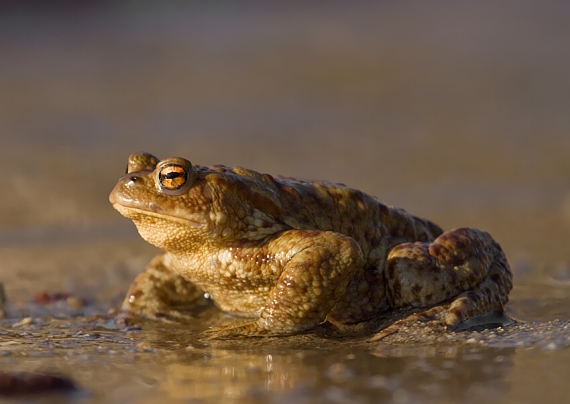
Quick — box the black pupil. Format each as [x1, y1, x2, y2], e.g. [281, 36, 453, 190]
[163, 171, 184, 180]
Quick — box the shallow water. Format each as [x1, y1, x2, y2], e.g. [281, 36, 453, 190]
[1, 1, 570, 403]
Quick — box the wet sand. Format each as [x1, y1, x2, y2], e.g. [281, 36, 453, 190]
[1, 1, 570, 402]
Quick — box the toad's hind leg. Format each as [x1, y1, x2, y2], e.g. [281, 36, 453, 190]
[375, 227, 512, 339]
[121, 253, 205, 320]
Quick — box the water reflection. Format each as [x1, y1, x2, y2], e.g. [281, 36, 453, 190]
[115, 341, 515, 403]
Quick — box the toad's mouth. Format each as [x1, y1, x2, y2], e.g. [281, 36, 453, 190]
[112, 203, 206, 228]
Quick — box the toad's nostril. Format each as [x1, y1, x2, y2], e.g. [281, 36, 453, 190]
[129, 175, 139, 182]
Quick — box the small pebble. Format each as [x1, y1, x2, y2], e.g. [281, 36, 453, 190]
[0, 372, 76, 396]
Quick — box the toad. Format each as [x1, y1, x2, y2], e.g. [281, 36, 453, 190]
[109, 152, 512, 338]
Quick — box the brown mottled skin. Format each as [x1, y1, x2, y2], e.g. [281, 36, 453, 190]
[109, 152, 512, 338]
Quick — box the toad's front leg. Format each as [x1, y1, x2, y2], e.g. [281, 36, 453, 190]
[203, 230, 364, 338]
[121, 253, 205, 320]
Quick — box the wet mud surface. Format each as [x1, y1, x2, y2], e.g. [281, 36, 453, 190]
[1, 294, 570, 403]
[2, 1, 570, 403]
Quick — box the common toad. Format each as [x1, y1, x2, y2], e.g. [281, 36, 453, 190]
[109, 152, 512, 337]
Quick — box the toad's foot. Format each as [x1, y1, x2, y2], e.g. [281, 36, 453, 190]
[368, 306, 446, 341]
[368, 307, 515, 342]
[121, 253, 204, 321]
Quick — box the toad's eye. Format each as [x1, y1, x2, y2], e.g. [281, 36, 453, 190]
[158, 164, 188, 191]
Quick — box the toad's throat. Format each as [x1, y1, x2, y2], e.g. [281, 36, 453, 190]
[112, 203, 205, 228]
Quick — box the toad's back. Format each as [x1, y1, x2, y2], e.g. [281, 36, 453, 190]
[206, 164, 444, 265]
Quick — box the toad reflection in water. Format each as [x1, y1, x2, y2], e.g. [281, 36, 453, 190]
[109, 152, 512, 338]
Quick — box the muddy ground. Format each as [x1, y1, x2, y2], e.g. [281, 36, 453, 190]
[1, 1, 570, 403]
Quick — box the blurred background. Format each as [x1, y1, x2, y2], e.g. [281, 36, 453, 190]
[1, 0, 570, 309]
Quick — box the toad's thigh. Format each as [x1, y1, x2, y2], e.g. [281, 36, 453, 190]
[256, 230, 365, 333]
[384, 227, 512, 309]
